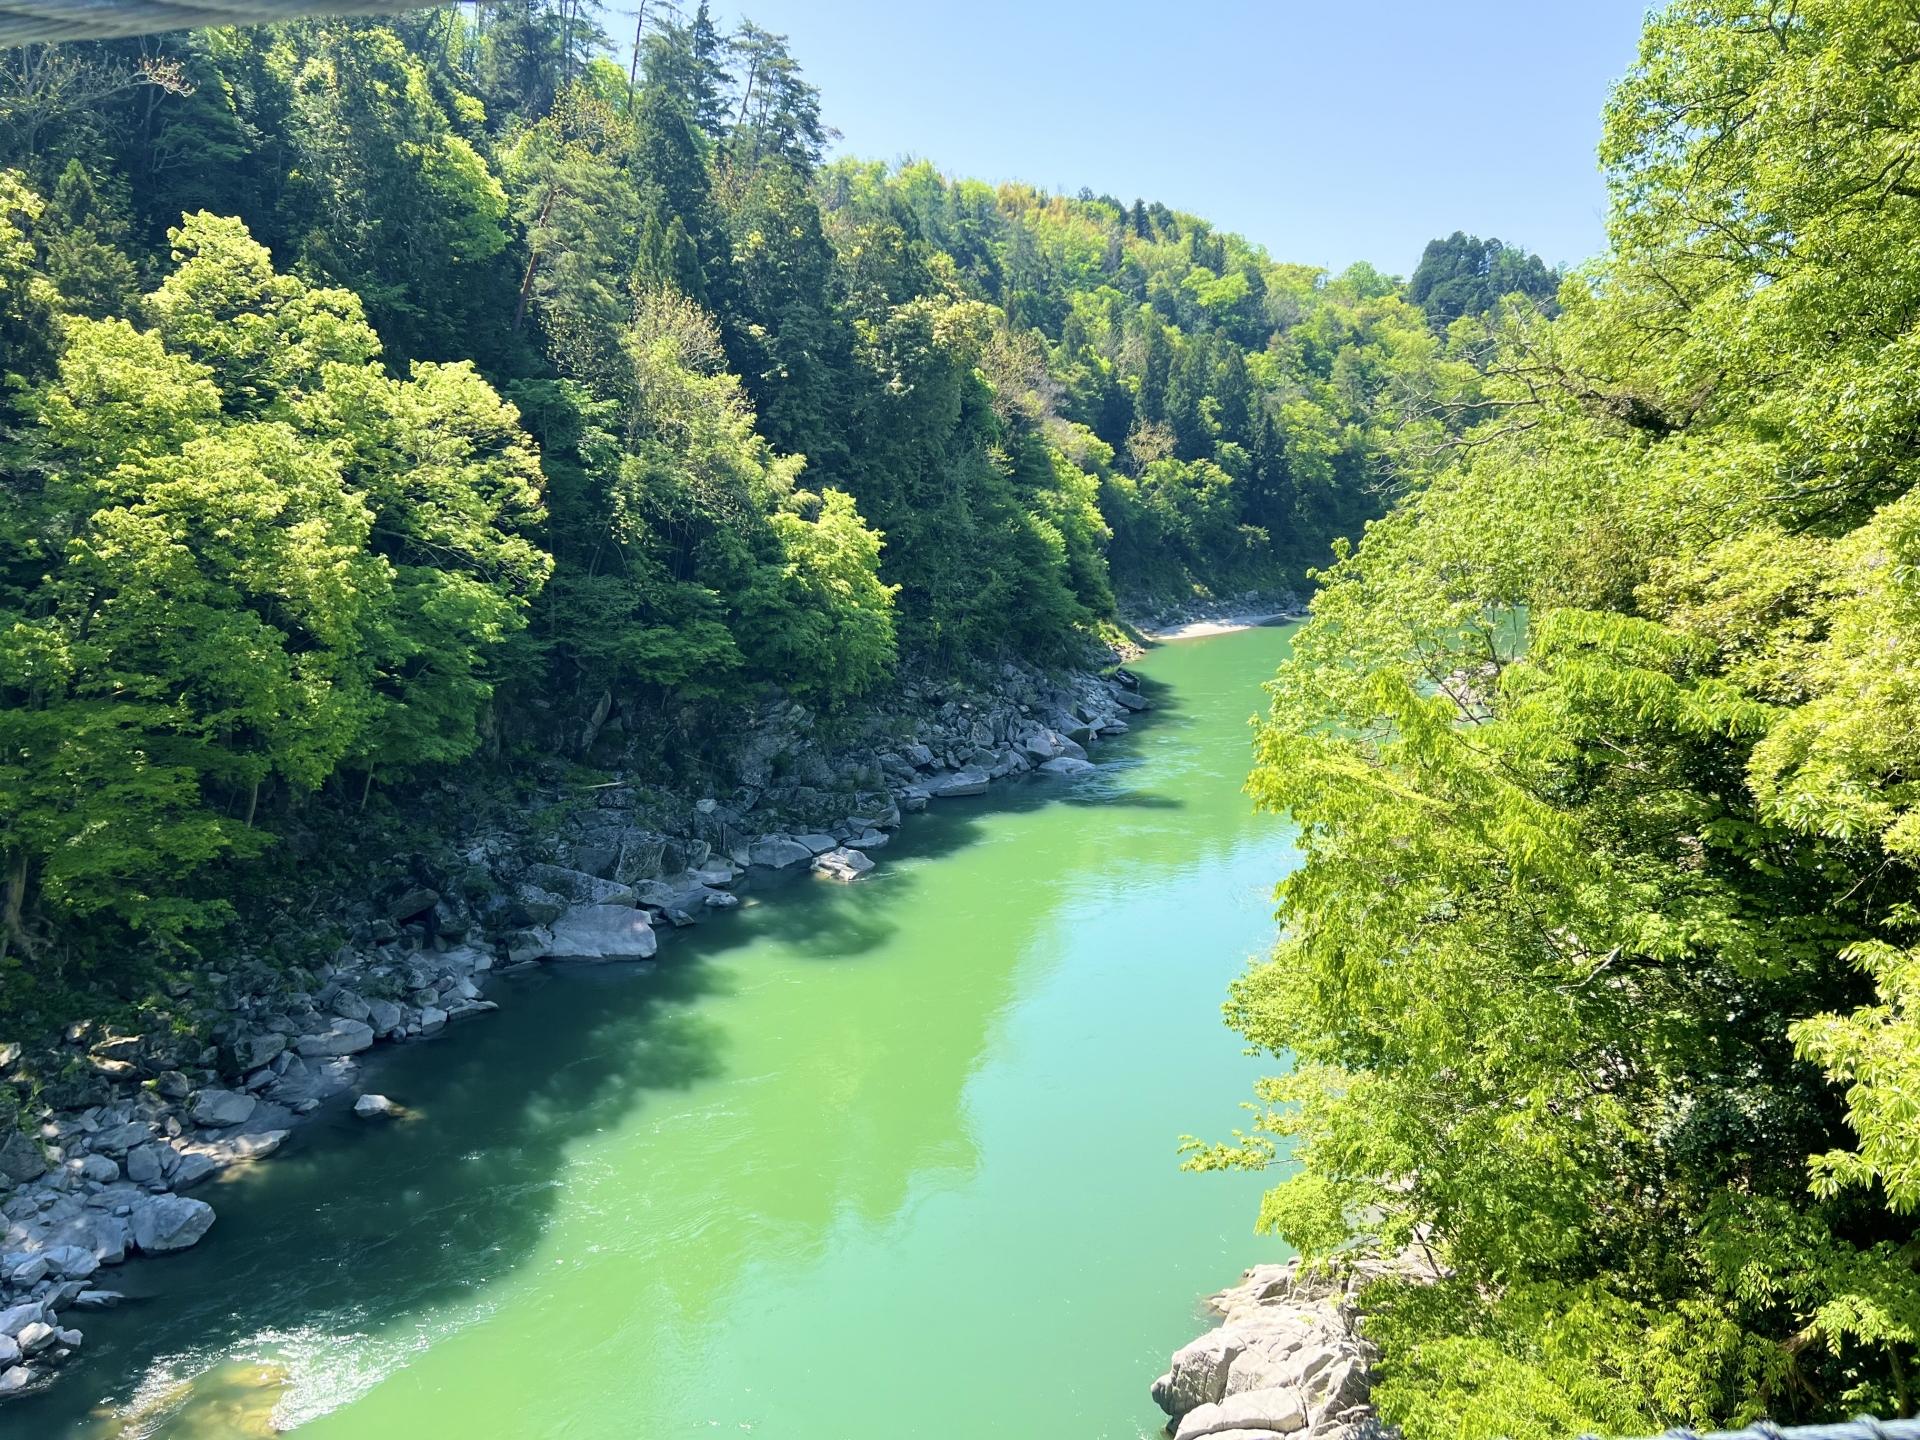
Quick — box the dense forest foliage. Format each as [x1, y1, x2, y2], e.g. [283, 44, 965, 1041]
[1190, 0, 1920, 1433]
[0, 7, 1480, 991]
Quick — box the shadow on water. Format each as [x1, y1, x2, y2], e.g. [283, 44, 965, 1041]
[16, 648, 1233, 1437]
[17, 949, 738, 1435]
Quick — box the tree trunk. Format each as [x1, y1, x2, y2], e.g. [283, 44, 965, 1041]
[512, 186, 559, 331]
[2, 852, 30, 964]
[626, 0, 647, 110]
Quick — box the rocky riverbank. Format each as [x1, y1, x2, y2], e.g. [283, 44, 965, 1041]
[0, 657, 1148, 1402]
[1125, 588, 1305, 642]
[1151, 1254, 1423, 1440]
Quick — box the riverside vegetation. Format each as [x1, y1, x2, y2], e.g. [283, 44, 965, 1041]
[1180, 2, 1920, 1437]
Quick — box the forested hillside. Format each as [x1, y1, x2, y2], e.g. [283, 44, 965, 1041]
[0, 6, 1476, 990]
[1190, 1, 1920, 1434]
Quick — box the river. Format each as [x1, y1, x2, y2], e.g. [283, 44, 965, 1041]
[18, 622, 1300, 1440]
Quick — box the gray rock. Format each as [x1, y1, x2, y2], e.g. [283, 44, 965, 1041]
[188, 1130, 286, 1167]
[1110, 685, 1151, 712]
[0, 1335, 16, 1367]
[503, 926, 554, 965]
[613, 835, 668, 886]
[1154, 1329, 1247, 1418]
[522, 864, 637, 907]
[510, 883, 568, 926]
[124, 1144, 165, 1186]
[295, 1020, 375, 1058]
[1039, 755, 1096, 777]
[367, 999, 405, 1034]
[88, 1122, 151, 1157]
[39, 1245, 98, 1281]
[543, 904, 658, 960]
[1173, 1386, 1307, 1440]
[190, 1088, 257, 1128]
[14, 1322, 56, 1357]
[812, 848, 875, 883]
[386, 886, 440, 922]
[925, 767, 990, 797]
[169, 1151, 218, 1189]
[418, 1006, 449, 1031]
[746, 836, 814, 869]
[0, 1132, 47, 1184]
[569, 845, 619, 879]
[129, 1195, 215, 1254]
[69, 1291, 123, 1310]
[237, 1032, 287, 1069]
[353, 1094, 401, 1120]
[6, 1258, 46, 1287]
[330, 990, 371, 1023]
[793, 832, 838, 855]
[74, 1154, 119, 1184]
[0, 1304, 43, 1339]
[0, 1364, 29, 1396]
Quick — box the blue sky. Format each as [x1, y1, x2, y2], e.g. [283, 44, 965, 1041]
[699, 0, 1651, 276]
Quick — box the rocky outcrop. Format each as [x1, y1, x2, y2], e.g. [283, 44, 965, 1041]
[1152, 1255, 1423, 1440]
[812, 847, 874, 882]
[543, 904, 659, 960]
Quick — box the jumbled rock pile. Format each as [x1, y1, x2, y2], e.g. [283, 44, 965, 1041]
[1152, 1255, 1419, 1440]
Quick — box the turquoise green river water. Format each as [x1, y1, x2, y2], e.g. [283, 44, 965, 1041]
[18, 623, 1298, 1440]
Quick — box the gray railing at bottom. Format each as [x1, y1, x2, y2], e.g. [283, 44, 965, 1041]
[0, 2, 429, 46]
[1608, 1422, 1920, 1440]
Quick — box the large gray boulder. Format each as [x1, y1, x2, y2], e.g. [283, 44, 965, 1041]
[1173, 1386, 1307, 1439]
[190, 1089, 257, 1128]
[1039, 755, 1096, 777]
[129, 1195, 215, 1254]
[812, 848, 874, 883]
[88, 1121, 152, 1157]
[0, 1303, 45, 1340]
[746, 836, 814, 869]
[544, 904, 657, 960]
[237, 1032, 286, 1069]
[0, 1132, 47, 1184]
[296, 1020, 375, 1058]
[925, 767, 990, 797]
[1153, 1328, 1247, 1418]
[1224, 1334, 1321, 1397]
[522, 864, 636, 906]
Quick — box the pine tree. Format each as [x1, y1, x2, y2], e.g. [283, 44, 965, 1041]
[39, 159, 140, 320]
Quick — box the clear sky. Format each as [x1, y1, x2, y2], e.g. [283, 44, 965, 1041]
[697, 0, 1652, 277]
